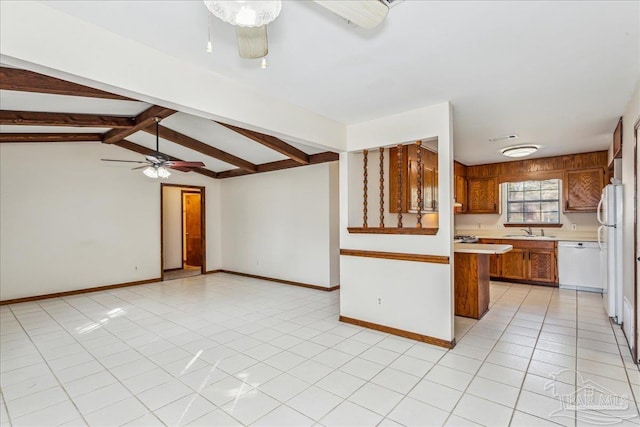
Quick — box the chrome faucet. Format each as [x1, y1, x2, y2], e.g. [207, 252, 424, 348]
[520, 226, 533, 236]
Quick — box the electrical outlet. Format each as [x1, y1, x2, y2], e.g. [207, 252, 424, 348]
[377, 298, 381, 305]
[571, 224, 577, 231]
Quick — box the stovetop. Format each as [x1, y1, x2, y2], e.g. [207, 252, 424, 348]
[453, 235, 479, 243]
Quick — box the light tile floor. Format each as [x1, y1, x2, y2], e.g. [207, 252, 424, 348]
[1, 273, 639, 426]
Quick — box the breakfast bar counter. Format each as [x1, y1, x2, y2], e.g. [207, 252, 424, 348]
[454, 243, 513, 319]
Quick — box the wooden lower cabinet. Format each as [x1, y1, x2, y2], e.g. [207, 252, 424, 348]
[454, 252, 490, 319]
[500, 249, 527, 280]
[528, 249, 557, 283]
[478, 239, 558, 286]
[480, 239, 502, 276]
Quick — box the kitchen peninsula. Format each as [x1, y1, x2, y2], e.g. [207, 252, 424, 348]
[454, 243, 513, 319]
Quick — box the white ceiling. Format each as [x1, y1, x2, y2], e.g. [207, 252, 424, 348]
[42, 0, 640, 165]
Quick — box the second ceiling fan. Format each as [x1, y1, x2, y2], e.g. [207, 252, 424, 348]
[101, 118, 205, 179]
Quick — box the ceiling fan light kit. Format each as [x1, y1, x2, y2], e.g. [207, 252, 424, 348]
[143, 165, 171, 179]
[501, 145, 538, 158]
[203, 0, 282, 27]
[203, 0, 390, 65]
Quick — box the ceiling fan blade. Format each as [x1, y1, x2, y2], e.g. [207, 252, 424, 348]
[131, 165, 151, 170]
[166, 161, 205, 168]
[170, 167, 193, 172]
[236, 26, 268, 59]
[101, 159, 149, 164]
[313, 0, 389, 29]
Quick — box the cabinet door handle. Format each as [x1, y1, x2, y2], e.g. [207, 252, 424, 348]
[522, 252, 525, 260]
[494, 203, 497, 211]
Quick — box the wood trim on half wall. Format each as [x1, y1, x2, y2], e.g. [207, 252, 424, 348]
[0, 278, 162, 305]
[340, 249, 450, 264]
[339, 315, 456, 349]
[211, 270, 339, 292]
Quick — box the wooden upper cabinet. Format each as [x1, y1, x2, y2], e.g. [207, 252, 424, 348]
[455, 175, 467, 214]
[389, 145, 438, 213]
[612, 117, 622, 160]
[467, 177, 499, 214]
[563, 168, 604, 212]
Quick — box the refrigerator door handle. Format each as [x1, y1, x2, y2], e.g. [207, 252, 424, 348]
[597, 195, 605, 225]
[597, 225, 605, 252]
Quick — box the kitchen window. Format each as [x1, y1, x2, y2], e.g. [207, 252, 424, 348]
[506, 179, 560, 224]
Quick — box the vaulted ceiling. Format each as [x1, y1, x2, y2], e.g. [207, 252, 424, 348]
[0, 67, 337, 180]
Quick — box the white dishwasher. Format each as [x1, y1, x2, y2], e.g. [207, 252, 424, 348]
[557, 241, 602, 292]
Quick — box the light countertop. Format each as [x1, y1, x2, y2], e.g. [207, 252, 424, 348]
[454, 243, 513, 254]
[455, 230, 598, 243]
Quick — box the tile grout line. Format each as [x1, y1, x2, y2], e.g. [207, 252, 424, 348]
[445, 283, 535, 427]
[505, 285, 558, 427]
[5, 303, 91, 426]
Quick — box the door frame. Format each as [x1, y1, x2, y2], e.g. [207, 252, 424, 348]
[160, 183, 206, 279]
[181, 189, 202, 270]
[634, 117, 639, 362]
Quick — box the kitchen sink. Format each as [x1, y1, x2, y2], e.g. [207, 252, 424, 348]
[503, 234, 556, 239]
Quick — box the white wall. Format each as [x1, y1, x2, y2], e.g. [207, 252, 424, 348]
[340, 102, 455, 343]
[0, 143, 221, 301]
[621, 78, 640, 355]
[220, 163, 339, 288]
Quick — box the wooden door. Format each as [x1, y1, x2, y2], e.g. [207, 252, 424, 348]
[467, 177, 499, 213]
[564, 168, 604, 212]
[528, 249, 557, 284]
[500, 249, 527, 280]
[184, 192, 202, 267]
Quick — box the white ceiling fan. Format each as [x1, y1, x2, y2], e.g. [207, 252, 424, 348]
[203, 0, 393, 60]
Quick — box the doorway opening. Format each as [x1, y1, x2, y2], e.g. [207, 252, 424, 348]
[161, 184, 206, 280]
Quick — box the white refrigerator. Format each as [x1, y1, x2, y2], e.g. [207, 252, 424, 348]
[597, 182, 623, 324]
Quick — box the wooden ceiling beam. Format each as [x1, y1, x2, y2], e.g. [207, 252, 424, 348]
[114, 140, 218, 180]
[0, 133, 103, 143]
[142, 125, 257, 172]
[217, 151, 338, 179]
[102, 106, 176, 145]
[0, 110, 135, 128]
[216, 122, 310, 164]
[0, 67, 132, 100]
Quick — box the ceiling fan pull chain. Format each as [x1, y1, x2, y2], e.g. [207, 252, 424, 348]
[206, 11, 213, 53]
[155, 117, 160, 153]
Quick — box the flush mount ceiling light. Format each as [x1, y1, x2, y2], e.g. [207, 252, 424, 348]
[502, 146, 538, 158]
